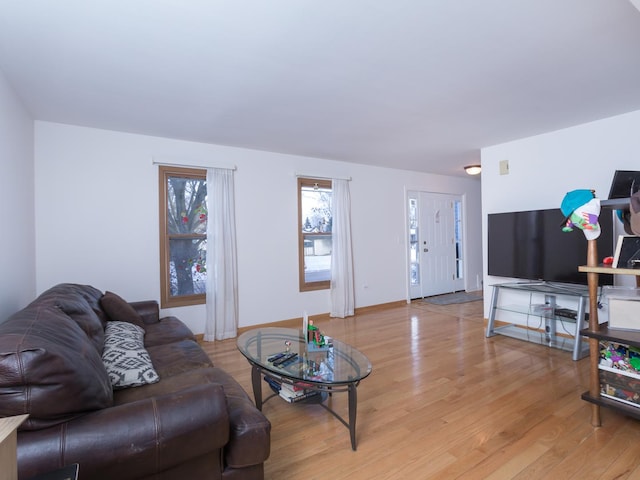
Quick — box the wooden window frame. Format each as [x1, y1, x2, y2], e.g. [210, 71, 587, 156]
[159, 165, 207, 308]
[298, 177, 332, 292]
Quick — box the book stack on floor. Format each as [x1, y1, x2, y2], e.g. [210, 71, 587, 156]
[264, 377, 320, 403]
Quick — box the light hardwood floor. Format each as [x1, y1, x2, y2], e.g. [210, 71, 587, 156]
[202, 299, 640, 479]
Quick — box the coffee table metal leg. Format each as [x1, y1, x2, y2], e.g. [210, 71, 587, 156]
[348, 383, 357, 450]
[251, 364, 262, 410]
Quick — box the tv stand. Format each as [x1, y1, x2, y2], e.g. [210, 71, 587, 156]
[485, 281, 591, 360]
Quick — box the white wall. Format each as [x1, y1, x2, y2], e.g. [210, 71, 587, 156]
[0, 69, 35, 321]
[481, 109, 640, 322]
[34, 122, 483, 333]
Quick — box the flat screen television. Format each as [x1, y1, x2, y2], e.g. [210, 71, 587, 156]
[487, 208, 614, 286]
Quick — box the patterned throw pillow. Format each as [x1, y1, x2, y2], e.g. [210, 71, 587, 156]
[102, 321, 159, 389]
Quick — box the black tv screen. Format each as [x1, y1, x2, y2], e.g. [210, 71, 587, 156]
[488, 208, 614, 286]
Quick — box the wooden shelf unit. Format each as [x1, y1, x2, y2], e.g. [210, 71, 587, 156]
[579, 250, 640, 426]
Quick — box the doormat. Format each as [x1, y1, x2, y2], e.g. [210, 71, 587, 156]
[422, 291, 483, 305]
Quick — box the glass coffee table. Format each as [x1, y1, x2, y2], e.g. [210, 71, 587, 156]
[237, 327, 372, 450]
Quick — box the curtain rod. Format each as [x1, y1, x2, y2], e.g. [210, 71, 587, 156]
[294, 173, 352, 181]
[152, 158, 237, 171]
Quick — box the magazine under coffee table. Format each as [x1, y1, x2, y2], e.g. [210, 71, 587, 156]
[236, 327, 372, 451]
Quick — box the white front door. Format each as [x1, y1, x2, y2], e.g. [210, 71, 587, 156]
[408, 192, 464, 299]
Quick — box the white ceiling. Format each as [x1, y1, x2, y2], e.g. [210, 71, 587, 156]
[1, 0, 639, 177]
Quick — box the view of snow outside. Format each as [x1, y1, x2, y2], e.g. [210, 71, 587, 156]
[170, 259, 206, 295]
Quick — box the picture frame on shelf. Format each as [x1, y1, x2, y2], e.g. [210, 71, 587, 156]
[613, 235, 640, 269]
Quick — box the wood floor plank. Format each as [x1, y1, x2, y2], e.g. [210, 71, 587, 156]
[202, 299, 640, 479]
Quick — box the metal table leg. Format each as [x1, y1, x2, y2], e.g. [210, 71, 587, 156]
[348, 383, 357, 450]
[251, 364, 262, 410]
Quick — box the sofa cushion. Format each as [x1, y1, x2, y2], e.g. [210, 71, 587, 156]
[35, 283, 109, 323]
[146, 339, 213, 378]
[0, 305, 113, 431]
[112, 367, 219, 405]
[102, 322, 159, 389]
[143, 316, 196, 347]
[30, 284, 107, 354]
[100, 291, 146, 329]
[53, 295, 105, 353]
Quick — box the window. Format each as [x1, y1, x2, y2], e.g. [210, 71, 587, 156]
[454, 199, 464, 280]
[159, 166, 207, 307]
[298, 178, 332, 291]
[408, 197, 419, 286]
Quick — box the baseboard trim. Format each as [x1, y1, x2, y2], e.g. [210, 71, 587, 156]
[236, 300, 407, 335]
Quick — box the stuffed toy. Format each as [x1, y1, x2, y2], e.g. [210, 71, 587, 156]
[560, 189, 601, 240]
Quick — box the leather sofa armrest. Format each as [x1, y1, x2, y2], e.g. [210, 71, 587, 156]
[129, 300, 160, 325]
[209, 367, 271, 468]
[18, 383, 230, 480]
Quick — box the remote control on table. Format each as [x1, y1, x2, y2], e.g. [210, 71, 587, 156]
[273, 353, 297, 366]
[267, 352, 286, 362]
[280, 355, 299, 367]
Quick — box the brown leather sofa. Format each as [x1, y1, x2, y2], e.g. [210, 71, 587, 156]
[0, 283, 270, 480]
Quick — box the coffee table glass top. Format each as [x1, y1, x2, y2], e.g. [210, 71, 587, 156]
[237, 327, 371, 385]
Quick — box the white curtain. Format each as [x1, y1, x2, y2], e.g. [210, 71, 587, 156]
[330, 179, 355, 318]
[204, 168, 238, 341]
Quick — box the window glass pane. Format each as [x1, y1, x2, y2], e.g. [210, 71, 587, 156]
[409, 197, 419, 286]
[454, 200, 463, 279]
[410, 263, 420, 286]
[303, 233, 331, 283]
[301, 186, 332, 233]
[166, 176, 207, 235]
[410, 242, 418, 263]
[169, 238, 207, 296]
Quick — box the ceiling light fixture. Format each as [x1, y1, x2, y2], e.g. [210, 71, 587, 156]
[464, 165, 482, 175]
